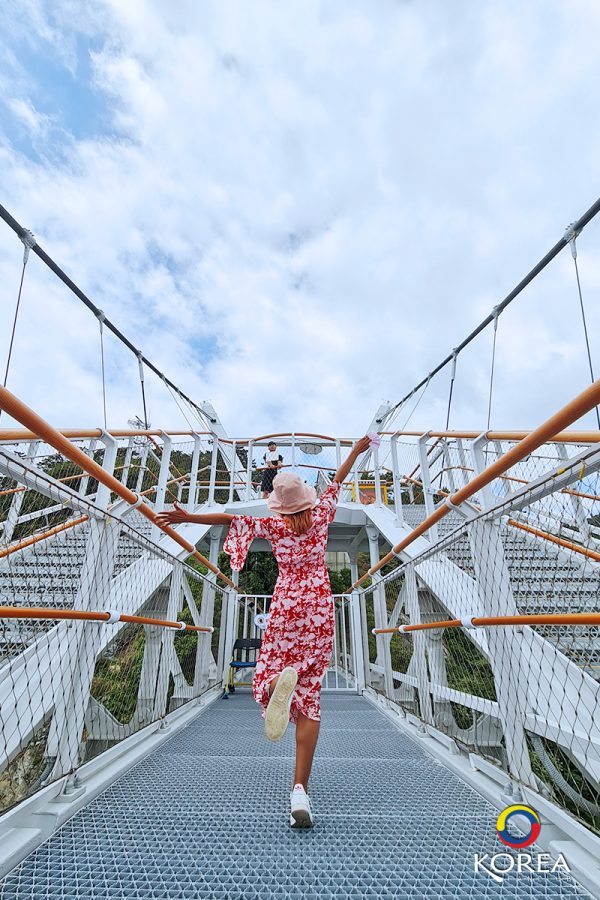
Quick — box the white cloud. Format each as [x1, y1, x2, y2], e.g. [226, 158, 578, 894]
[0, 0, 599, 443]
[6, 97, 50, 136]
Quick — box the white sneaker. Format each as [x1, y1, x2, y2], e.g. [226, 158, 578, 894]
[264, 667, 298, 742]
[290, 784, 313, 828]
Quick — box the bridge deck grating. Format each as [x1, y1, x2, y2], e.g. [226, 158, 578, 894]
[0, 692, 591, 899]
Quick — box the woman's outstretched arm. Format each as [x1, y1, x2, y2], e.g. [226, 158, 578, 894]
[155, 502, 234, 529]
[333, 435, 371, 484]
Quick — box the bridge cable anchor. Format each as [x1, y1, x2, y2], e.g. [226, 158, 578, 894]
[564, 221, 580, 258]
[19, 228, 36, 264]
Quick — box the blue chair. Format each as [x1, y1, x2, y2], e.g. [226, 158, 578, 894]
[225, 637, 262, 696]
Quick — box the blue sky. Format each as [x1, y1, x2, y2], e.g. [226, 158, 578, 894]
[1, 0, 599, 438]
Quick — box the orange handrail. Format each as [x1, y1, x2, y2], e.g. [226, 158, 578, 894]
[507, 519, 600, 562]
[0, 486, 27, 497]
[2, 427, 599, 445]
[373, 612, 600, 634]
[349, 379, 600, 590]
[0, 386, 239, 592]
[430, 464, 528, 488]
[563, 487, 600, 502]
[0, 516, 89, 558]
[148, 436, 190, 481]
[0, 605, 213, 633]
[396, 473, 599, 562]
[0, 429, 211, 441]
[380, 430, 600, 443]
[140, 472, 189, 499]
[429, 463, 600, 500]
[405, 438, 442, 483]
[0, 472, 192, 561]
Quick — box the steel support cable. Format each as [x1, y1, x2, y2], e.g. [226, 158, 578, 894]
[387, 196, 600, 418]
[0, 203, 216, 426]
[445, 351, 458, 431]
[399, 376, 432, 433]
[568, 231, 600, 429]
[486, 307, 500, 431]
[379, 398, 406, 432]
[137, 354, 149, 429]
[2, 256, 28, 389]
[98, 313, 108, 430]
[1, 230, 36, 425]
[177, 390, 215, 431]
[164, 378, 196, 431]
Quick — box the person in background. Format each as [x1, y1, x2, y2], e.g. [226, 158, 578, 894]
[261, 441, 283, 498]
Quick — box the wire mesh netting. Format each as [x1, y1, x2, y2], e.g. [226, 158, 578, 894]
[360, 443, 600, 836]
[0, 445, 231, 816]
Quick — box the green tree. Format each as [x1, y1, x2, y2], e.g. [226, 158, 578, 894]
[328, 567, 352, 594]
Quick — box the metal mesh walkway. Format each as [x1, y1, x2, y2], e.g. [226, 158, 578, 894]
[0, 692, 591, 899]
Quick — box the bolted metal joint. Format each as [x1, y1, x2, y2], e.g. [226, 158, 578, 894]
[19, 227, 37, 264]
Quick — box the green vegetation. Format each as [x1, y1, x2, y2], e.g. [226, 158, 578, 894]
[91, 625, 145, 723]
[529, 737, 600, 836]
[444, 629, 497, 701]
[173, 604, 198, 684]
[0, 724, 50, 815]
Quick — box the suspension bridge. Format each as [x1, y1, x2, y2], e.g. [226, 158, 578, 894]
[1, 198, 600, 898]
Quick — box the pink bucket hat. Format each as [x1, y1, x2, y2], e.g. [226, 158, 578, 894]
[267, 472, 318, 514]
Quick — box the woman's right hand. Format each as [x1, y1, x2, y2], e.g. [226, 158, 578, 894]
[155, 502, 189, 528]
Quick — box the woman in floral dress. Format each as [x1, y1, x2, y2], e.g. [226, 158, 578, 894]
[157, 435, 370, 828]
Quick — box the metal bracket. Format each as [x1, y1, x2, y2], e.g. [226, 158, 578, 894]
[19, 228, 36, 264]
[564, 221, 580, 258]
[121, 494, 144, 516]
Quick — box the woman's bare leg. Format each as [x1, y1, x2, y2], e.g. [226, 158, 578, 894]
[293, 713, 320, 790]
[267, 679, 319, 788]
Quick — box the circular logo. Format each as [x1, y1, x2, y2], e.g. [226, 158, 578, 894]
[496, 805, 541, 849]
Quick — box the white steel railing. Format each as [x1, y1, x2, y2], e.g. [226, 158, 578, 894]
[361, 450, 600, 839]
[0, 471, 230, 817]
[2, 379, 600, 840]
[228, 592, 358, 693]
[3, 427, 600, 554]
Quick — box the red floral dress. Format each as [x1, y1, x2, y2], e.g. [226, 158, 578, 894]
[224, 481, 341, 722]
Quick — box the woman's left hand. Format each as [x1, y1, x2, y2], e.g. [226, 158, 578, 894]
[353, 435, 371, 455]
[155, 502, 189, 528]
